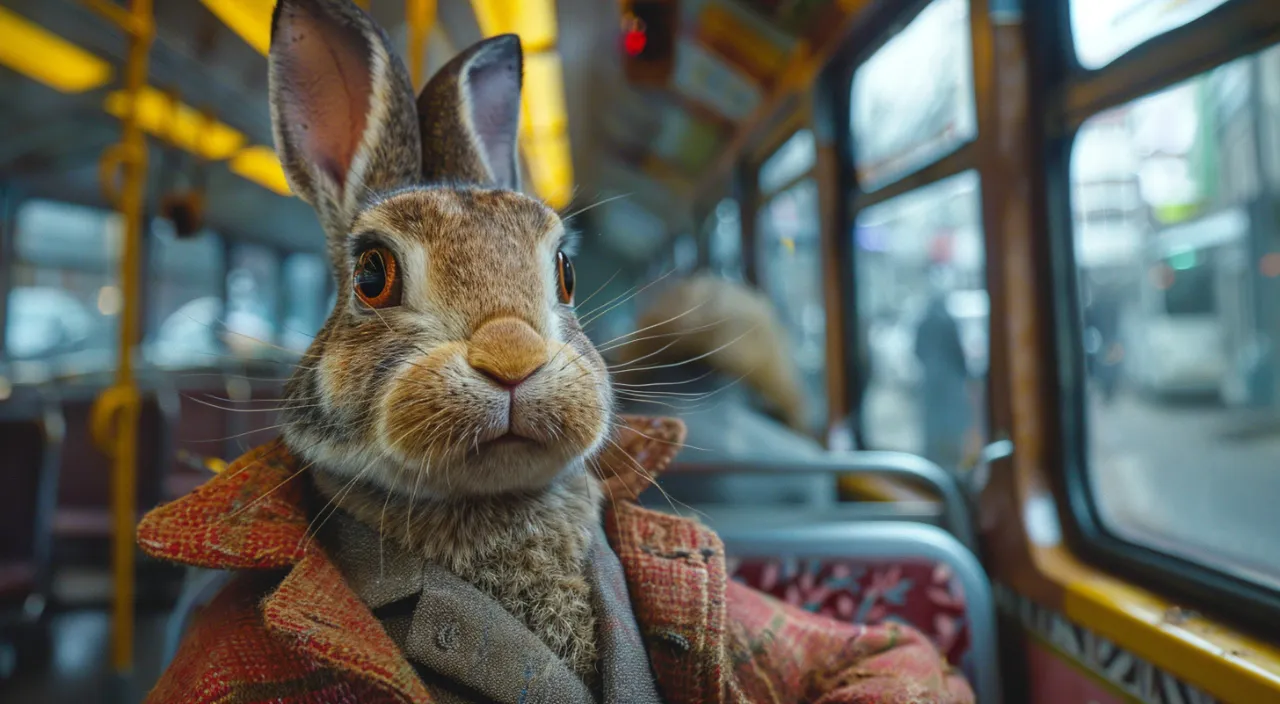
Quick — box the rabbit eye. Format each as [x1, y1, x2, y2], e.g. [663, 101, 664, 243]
[556, 250, 575, 304]
[353, 247, 401, 308]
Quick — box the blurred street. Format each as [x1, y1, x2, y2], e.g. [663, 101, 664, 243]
[1089, 391, 1280, 587]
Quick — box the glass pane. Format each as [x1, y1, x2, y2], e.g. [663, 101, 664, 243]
[146, 221, 225, 368]
[850, 0, 975, 191]
[755, 179, 825, 431]
[5, 200, 120, 375]
[758, 129, 815, 195]
[1071, 46, 1280, 589]
[282, 253, 330, 353]
[855, 170, 987, 471]
[224, 243, 280, 359]
[706, 198, 743, 281]
[1070, 0, 1231, 70]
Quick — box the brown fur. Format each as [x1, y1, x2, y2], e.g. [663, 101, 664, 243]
[268, 0, 611, 682]
[618, 274, 808, 430]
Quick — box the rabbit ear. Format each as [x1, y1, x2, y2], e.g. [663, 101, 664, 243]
[418, 34, 523, 191]
[269, 0, 421, 240]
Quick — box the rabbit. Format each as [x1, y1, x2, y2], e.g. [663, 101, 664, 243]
[268, 0, 612, 679]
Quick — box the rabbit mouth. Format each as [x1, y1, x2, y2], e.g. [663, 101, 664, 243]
[483, 432, 540, 448]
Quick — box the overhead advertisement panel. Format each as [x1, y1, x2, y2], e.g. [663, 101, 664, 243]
[671, 39, 761, 122]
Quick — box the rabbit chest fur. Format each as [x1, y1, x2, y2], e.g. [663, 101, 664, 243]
[313, 467, 604, 682]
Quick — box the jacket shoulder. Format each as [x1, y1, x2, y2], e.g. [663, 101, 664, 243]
[144, 572, 372, 704]
[723, 579, 974, 703]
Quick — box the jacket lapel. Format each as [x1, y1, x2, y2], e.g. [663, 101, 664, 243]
[604, 501, 730, 704]
[261, 544, 433, 703]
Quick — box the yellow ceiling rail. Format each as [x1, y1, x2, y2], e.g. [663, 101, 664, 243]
[406, 0, 437, 89]
[80, 0, 154, 678]
[0, 6, 113, 92]
[198, 0, 273, 55]
[104, 85, 246, 161]
[230, 145, 292, 195]
[471, 0, 557, 53]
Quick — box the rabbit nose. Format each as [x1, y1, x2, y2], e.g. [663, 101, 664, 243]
[467, 317, 549, 388]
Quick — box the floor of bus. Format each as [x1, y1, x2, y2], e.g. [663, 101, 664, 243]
[5, 609, 169, 704]
[3, 561, 183, 704]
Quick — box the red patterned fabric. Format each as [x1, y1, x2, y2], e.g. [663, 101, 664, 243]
[138, 416, 973, 703]
[728, 558, 971, 672]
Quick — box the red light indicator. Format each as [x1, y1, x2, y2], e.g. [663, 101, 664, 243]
[623, 29, 647, 56]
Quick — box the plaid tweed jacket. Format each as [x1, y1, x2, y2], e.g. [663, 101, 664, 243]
[138, 416, 973, 704]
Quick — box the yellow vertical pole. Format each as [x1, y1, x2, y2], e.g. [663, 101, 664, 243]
[84, 0, 154, 677]
[406, 0, 436, 89]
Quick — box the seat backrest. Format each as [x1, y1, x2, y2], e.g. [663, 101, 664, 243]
[717, 521, 1000, 704]
[57, 393, 169, 513]
[0, 395, 63, 605]
[0, 420, 45, 571]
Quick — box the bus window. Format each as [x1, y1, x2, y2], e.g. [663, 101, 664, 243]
[281, 253, 329, 353]
[224, 243, 280, 359]
[707, 198, 743, 281]
[855, 170, 986, 472]
[1069, 0, 1231, 70]
[4, 200, 119, 374]
[756, 177, 825, 432]
[146, 221, 225, 368]
[850, 0, 974, 191]
[758, 129, 815, 195]
[1070, 44, 1280, 591]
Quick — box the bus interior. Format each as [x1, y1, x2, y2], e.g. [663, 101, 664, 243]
[2, 0, 1280, 702]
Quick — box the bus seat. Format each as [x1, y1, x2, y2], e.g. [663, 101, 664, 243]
[642, 403, 837, 507]
[718, 521, 1000, 704]
[655, 440, 975, 548]
[52, 393, 172, 540]
[0, 391, 63, 613]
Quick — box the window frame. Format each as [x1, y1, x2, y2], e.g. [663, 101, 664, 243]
[1038, 0, 1280, 630]
[741, 105, 839, 440]
[824, 0, 990, 453]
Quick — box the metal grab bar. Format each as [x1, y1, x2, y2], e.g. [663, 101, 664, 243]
[670, 450, 975, 550]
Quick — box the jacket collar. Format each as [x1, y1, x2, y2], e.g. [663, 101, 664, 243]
[137, 415, 726, 704]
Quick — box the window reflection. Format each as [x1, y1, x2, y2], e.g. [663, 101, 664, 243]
[855, 170, 986, 471]
[850, 0, 974, 191]
[1072, 46, 1280, 589]
[756, 178, 825, 431]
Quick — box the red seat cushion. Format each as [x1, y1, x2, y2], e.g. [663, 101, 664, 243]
[728, 557, 971, 669]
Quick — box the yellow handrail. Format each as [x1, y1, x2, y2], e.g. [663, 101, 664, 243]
[406, 0, 437, 90]
[83, 0, 154, 676]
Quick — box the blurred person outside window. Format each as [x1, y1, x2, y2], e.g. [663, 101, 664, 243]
[914, 265, 975, 471]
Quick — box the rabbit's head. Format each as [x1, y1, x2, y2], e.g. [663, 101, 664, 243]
[270, 0, 610, 497]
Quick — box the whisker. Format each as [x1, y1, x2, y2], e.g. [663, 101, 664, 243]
[571, 268, 621, 312]
[609, 326, 758, 375]
[561, 192, 632, 222]
[580, 269, 675, 327]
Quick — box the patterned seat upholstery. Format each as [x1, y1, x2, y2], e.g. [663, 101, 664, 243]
[728, 557, 972, 671]
[718, 522, 998, 702]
